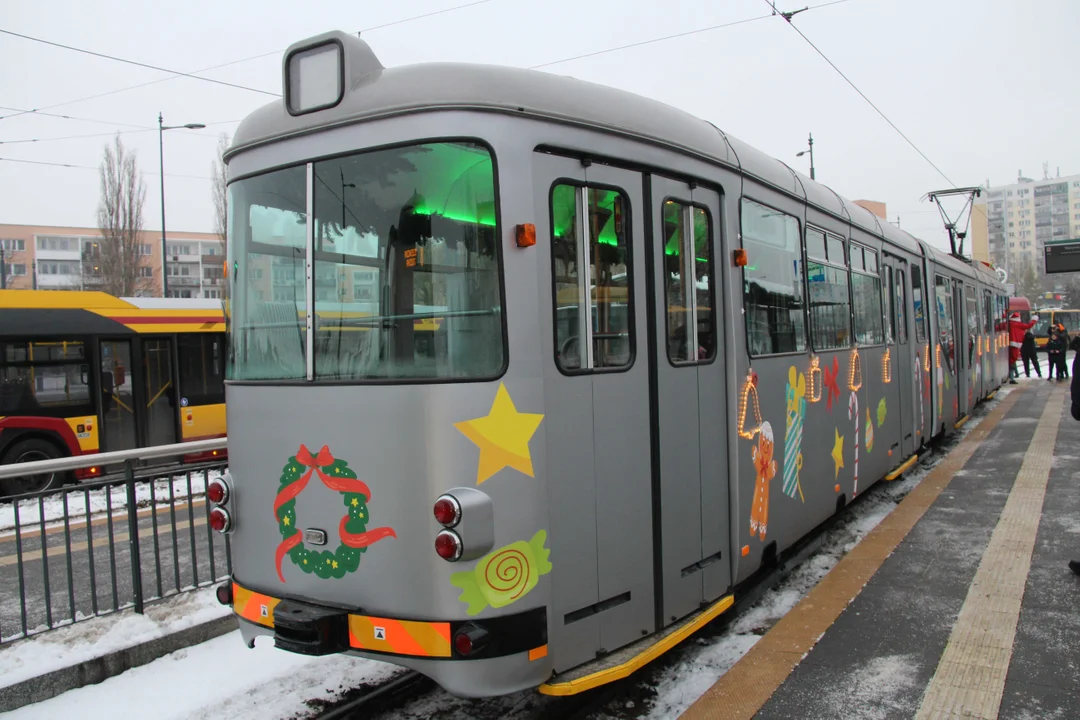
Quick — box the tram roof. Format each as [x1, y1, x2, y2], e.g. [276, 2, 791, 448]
[230, 31, 997, 285]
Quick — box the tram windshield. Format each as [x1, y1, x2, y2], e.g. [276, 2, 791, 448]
[226, 141, 504, 381]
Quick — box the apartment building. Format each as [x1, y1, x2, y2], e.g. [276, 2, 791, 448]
[970, 172, 1080, 274]
[0, 224, 224, 298]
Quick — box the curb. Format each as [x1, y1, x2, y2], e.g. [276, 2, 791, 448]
[0, 614, 238, 713]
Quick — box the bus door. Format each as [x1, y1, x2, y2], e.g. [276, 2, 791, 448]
[533, 153, 654, 673]
[648, 177, 729, 626]
[98, 339, 138, 453]
[140, 337, 180, 448]
[951, 279, 968, 421]
[883, 254, 913, 458]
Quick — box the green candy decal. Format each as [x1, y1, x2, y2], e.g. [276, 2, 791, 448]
[877, 398, 887, 427]
[450, 530, 552, 616]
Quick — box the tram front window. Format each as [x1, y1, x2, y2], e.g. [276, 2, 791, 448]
[228, 141, 504, 382]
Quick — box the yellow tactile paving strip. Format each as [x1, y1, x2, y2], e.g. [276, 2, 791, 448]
[915, 390, 1063, 720]
[680, 388, 1025, 720]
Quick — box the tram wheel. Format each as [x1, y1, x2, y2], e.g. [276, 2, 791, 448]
[0, 438, 65, 498]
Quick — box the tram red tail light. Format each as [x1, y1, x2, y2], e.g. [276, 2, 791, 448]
[208, 478, 229, 505]
[435, 529, 463, 561]
[215, 583, 233, 606]
[433, 494, 461, 527]
[209, 507, 231, 533]
[453, 623, 489, 657]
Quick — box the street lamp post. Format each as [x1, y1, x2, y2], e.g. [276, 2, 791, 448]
[159, 113, 206, 297]
[796, 132, 815, 180]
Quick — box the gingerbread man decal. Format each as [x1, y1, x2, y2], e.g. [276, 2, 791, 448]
[749, 420, 777, 541]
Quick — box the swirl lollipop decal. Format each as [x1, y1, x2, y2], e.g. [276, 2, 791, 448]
[450, 530, 552, 616]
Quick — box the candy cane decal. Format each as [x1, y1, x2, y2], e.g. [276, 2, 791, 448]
[849, 390, 859, 496]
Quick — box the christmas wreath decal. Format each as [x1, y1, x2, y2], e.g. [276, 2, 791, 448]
[273, 444, 396, 582]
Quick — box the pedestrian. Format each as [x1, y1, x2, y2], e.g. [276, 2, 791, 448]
[1021, 324, 1041, 378]
[1048, 324, 1069, 381]
[1008, 312, 1037, 384]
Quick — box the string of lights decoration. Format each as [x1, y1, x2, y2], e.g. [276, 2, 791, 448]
[848, 348, 863, 391]
[807, 355, 823, 403]
[737, 368, 764, 439]
[882, 347, 892, 383]
[924, 345, 931, 372]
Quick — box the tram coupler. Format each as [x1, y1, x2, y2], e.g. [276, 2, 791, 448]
[272, 599, 348, 656]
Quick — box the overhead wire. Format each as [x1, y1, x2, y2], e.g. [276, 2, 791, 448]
[530, 0, 853, 70]
[762, 0, 955, 187]
[0, 106, 149, 130]
[0, 118, 241, 145]
[0, 156, 211, 181]
[0, 0, 505, 122]
[0, 29, 279, 98]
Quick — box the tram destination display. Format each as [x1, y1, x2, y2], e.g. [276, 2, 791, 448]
[1044, 240, 1080, 274]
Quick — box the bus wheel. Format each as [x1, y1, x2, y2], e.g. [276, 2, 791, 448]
[0, 438, 65, 498]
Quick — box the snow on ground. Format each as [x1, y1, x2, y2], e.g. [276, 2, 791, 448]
[5, 631, 404, 720]
[0, 468, 224, 533]
[0, 586, 230, 689]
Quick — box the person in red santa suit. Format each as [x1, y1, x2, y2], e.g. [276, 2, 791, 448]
[1008, 311, 1038, 384]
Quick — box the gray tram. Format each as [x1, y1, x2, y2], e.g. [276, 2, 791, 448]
[211, 31, 1009, 698]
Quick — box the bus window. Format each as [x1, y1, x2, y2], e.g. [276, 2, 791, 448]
[0, 340, 93, 417]
[177, 334, 226, 406]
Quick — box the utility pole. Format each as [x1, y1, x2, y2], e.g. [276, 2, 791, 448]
[796, 132, 815, 180]
[159, 112, 206, 297]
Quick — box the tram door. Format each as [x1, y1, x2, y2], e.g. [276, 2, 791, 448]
[533, 153, 655, 672]
[952, 281, 969, 419]
[883, 255, 913, 458]
[648, 177, 730, 625]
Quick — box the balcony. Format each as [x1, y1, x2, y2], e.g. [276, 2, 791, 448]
[166, 275, 200, 287]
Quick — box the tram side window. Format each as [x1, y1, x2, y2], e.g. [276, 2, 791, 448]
[936, 275, 955, 373]
[0, 340, 94, 417]
[851, 245, 884, 345]
[740, 199, 806, 355]
[552, 184, 633, 372]
[177, 334, 226, 406]
[965, 284, 978, 363]
[663, 200, 715, 364]
[805, 227, 851, 351]
[911, 266, 927, 343]
[983, 291, 993, 334]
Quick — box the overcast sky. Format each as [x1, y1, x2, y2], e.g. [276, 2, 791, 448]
[2, 0, 1076, 252]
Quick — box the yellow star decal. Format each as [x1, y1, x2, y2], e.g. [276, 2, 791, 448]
[283, 516, 290, 526]
[351, 498, 359, 507]
[455, 383, 544, 485]
[332, 560, 339, 569]
[831, 429, 845, 479]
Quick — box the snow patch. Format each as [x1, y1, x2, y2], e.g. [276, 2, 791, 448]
[0, 586, 230, 689]
[0, 469, 222, 534]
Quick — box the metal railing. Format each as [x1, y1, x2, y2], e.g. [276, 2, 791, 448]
[0, 439, 230, 645]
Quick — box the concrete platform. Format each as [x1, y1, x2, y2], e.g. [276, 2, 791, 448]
[681, 382, 1080, 719]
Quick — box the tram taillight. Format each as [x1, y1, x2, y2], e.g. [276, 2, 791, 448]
[435, 529, 463, 561]
[208, 478, 229, 505]
[210, 507, 232, 533]
[453, 623, 489, 657]
[433, 494, 461, 527]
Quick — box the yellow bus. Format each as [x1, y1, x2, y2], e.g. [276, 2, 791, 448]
[0, 290, 226, 495]
[1032, 308, 1080, 350]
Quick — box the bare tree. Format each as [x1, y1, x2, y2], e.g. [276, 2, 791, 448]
[92, 135, 150, 296]
[211, 133, 229, 254]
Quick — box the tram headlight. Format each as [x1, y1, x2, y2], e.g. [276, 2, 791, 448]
[285, 41, 344, 115]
